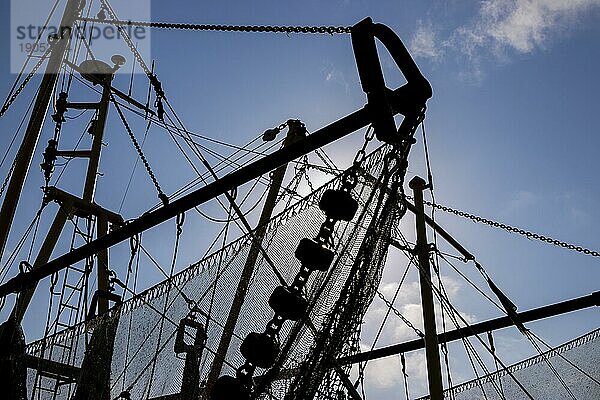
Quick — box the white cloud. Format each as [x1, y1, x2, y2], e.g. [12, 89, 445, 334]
[458, 0, 600, 54]
[363, 356, 404, 389]
[322, 62, 350, 92]
[363, 275, 477, 345]
[410, 20, 443, 61]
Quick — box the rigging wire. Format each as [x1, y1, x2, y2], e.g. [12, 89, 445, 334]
[395, 233, 500, 399]
[0, 202, 47, 283]
[528, 330, 600, 387]
[410, 195, 600, 258]
[354, 258, 414, 398]
[204, 201, 233, 341]
[145, 213, 185, 397]
[0, 0, 61, 118]
[415, 258, 537, 400]
[0, 85, 41, 200]
[111, 92, 169, 205]
[436, 252, 505, 314]
[118, 122, 152, 213]
[393, 232, 508, 399]
[121, 232, 141, 393]
[160, 101, 290, 287]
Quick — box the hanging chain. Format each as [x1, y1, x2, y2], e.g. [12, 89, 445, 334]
[79, 17, 351, 35]
[0, 45, 53, 118]
[375, 290, 424, 338]
[235, 125, 375, 383]
[0, 161, 17, 199]
[111, 93, 169, 205]
[406, 195, 600, 258]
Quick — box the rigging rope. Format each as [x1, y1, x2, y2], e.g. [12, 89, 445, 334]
[415, 256, 537, 400]
[79, 17, 352, 34]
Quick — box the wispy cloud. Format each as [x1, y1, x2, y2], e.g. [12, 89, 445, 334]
[412, 1, 600, 80]
[322, 62, 350, 92]
[457, 0, 600, 55]
[410, 20, 443, 62]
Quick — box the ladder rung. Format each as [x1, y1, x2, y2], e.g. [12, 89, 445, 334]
[37, 370, 76, 385]
[56, 321, 71, 328]
[64, 283, 82, 291]
[68, 266, 86, 274]
[61, 303, 79, 310]
[35, 386, 55, 392]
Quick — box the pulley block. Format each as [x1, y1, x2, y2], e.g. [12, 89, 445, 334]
[174, 316, 206, 354]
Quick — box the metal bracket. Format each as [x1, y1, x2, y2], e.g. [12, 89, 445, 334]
[351, 17, 432, 144]
[86, 289, 121, 320]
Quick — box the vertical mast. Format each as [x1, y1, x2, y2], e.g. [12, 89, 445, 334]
[410, 176, 444, 400]
[204, 120, 306, 395]
[0, 0, 83, 261]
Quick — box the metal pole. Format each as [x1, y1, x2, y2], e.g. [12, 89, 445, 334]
[11, 200, 74, 323]
[410, 176, 444, 400]
[96, 215, 109, 314]
[84, 80, 113, 315]
[338, 291, 600, 365]
[204, 121, 306, 395]
[0, 0, 83, 262]
[83, 78, 112, 203]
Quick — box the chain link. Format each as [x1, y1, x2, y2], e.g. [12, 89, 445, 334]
[0, 161, 17, 199]
[407, 196, 600, 258]
[0, 46, 53, 118]
[97, 1, 154, 78]
[79, 17, 351, 35]
[376, 290, 424, 338]
[111, 93, 169, 205]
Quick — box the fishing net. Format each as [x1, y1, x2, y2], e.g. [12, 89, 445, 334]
[24, 144, 402, 400]
[418, 328, 600, 400]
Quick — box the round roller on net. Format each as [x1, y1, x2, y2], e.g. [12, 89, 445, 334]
[269, 286, 308, 321]
[294, 238, 334, 271]
[319, 188, 358, 221]
[240, 332, 280, 369]
[210, 375, 250, 400]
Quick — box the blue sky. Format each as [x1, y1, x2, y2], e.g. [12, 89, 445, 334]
[0, 1, 599, 399]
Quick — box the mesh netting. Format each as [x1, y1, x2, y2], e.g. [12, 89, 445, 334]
[24, 145, 398, 400]
[418, 328, 600, 400]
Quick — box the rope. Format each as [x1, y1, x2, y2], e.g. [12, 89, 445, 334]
[79, 17, 351, 34]
[144, 213, 184, 397]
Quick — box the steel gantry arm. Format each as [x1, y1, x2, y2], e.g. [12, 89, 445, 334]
[0, 17, 432, 298]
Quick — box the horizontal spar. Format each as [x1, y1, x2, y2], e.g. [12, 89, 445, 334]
[338, 291, 600, 365]
[0, 85, 418, 298]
